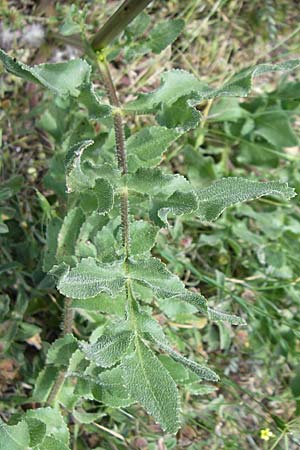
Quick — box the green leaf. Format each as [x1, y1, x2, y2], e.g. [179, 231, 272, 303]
[57, 257, 125, 299]
[207, 307, 246, 326]
[0, 49, 90, 96]
[127, 168, 191, 196]
[125, 69, 205, 113]
[80, 178, 114, 215]
[130, 220, 158, 255]
[129, 257, 184, 297]
[43, 217, 63, 272]
[78, 83, 112, 118]
[126, 61, 300, 128]
[127, 126, 181, 171]
[47, 334, 78, 367]
[56, 207, 85, 264]
[0, 420, 30, 450]
[152, 190, 198, 226]
[121, 339, 181, 433]
[65, 140, 95, 193]
[37, 436, 70, 450]
[92, 366, 133, 407]
[254, 110, 298, 148]
[25, 407, 69, 445]
[32, 366, 60, 402]
[24, 418, 46, 448]
[72, 293, 125, 316]
[158, 355, 189, 383]
[196, 177, 296, 221]
[147, 19, 184, 54]
[75, 213, 107, 259]
[81, 330, 134, 367]
[138, 312, 219, 382]
[127, 168, 198, 225]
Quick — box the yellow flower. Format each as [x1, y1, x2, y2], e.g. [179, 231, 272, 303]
[260, 428, 275, 441]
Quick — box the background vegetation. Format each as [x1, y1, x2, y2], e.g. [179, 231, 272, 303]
[1, 0, 300, 448]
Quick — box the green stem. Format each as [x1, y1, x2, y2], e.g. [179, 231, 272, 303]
[96, 54, 130, 258]
[91, 0, 153, 51]
[46, 298, 73, 406]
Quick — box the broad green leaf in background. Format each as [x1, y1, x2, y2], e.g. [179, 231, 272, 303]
[121, 339, 181, 433]
[37, 436, 70, 450]
[196, 177, 296, 221]
[24, 418, 46, 448]
[0, 420, 30, 450]
[25, 407, 69, 445]
[254, 110, 298, 148]
[147, 19, 185, 54]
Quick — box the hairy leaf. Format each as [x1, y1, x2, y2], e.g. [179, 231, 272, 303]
[127, 126, 181, 171]
[121, 339, 181, 433]
[24, 418, 46, 448]
[25, 407, 69, 445]
[80, 178, 114, 215]
[81, 330, 134, 367]
[92, 366, 133, 407]
[126, 61, 300, 130]
[138, 311, 218, 381]
[47, 334, 78, 367]
[0, 420, 30, 450]
[196, 177, 296, 221]
[0, 49, 90, 96]
[57, 257, 125, 299]
[65, 140, 95, 193]
[56, 207, 85, 264]
[130, 220, 159, 255]
[129, 257, 184, 297]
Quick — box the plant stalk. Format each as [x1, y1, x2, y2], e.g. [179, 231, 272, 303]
[97, 54, 130, 258]
[91, 0, 153, 51]
[46, 298, 73, 406]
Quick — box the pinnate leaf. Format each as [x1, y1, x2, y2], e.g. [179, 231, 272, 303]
[121, 339, 181, 433]
[196, 177, 296, 221]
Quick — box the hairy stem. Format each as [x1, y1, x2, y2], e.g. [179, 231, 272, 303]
[46, 298, 73, 406]
[92, 0, 153, 51]
[97, 54, 130, 258]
